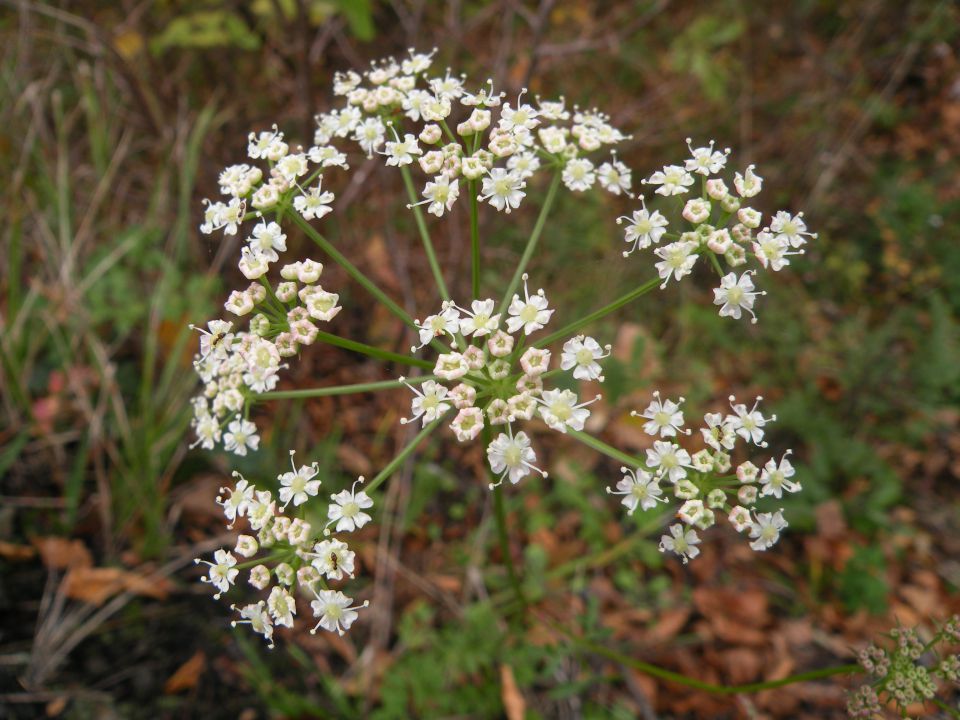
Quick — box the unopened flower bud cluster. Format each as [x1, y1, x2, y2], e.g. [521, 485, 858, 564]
[195, 453, 372, 646]
[620, 139, 817, 324]
[847, 617, 960, 718]
[604, 391, 798, 563]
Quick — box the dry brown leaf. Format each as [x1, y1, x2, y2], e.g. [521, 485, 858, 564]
[0, 541, 36, 561]
[45, 697, 67, 717]
[62, 566, 171, 605]
[164, 650, 205, 694]
[63, 567, 126, 604]
[33, 537, 92, 569]
[500, 664, 526, 720]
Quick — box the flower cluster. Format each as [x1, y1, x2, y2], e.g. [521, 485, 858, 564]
[315, 49, 631, 218]
[195, 453, 372, 646]
[848, 618, 960, 718]
[619, 139, 817, 323]
[189, 257, 342, 454]
[605, 392, 797, 562]
[404, 275, 610, 488]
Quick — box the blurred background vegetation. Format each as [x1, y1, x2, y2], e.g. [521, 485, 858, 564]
[1, 0, 959, 718]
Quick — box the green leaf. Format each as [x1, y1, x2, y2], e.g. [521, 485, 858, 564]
[150, 11, 261, 54]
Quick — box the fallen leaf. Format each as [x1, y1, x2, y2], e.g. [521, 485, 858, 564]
[62, 566, 172, 605]
[33, 537, 92, 569]
[164, 650, 205, 694]
[0, 541, 36, 561]
[63, 567, 126, 604]
[500, 664, 526, 720]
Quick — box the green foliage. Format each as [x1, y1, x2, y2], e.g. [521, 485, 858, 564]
[669, 13, 744, 102]
[838, 544, 889, 615]
[150, 0, 375, 54]
[151, 10, 261, 52]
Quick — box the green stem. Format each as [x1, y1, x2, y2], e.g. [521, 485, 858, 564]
[534, 277, 660, 349]
[493, 482, 528, 615]
[256, 376, 437, 402]
[470, 179, 480, 299]
[365, 415, 445, 494]
[400, 165, 450, 301]
[562, 629, 860, 695]
[498, 171, 562, 316]
[291, 213, 416, 329]
[568, 429, 644, 469]
[313, 329, 431, 369]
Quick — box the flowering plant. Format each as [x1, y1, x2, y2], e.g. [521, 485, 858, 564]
[191, 50, 814, 646]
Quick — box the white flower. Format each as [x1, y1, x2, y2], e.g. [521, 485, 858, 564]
[458, 299, 500, 337]
[682, 198, 711, 224]
[196, 549, 238, 598]
[659, 523, 701, 563]
[487, 330, 515, 357]
[450, 407, 484, 442]
[217, 474, 255, 525]
[412, 175, 460, 217]
[645, 440, 692, 483]
[249, 221, 287, 262]
[224, 418, 260, 456]
[506, 274, 554, 335]
[267, 586, 297, 628]
[519, 347, 551, 376]
[500, 100, 540, 131]
[684, 138, 729, 176]
[618, 201, 669, 256]
[246, 490, 276, 531]
[769, 210, 815, 248]
[276, 152, 309, 183]
[646, 164, 694, 196]
[277, 451, 321, 507]
[607, 467, 662, 515]
[634, 391, 686, 437]
[726, 395, 775, 447]
[247, 126, 285, 160]
[598, 159, 632, 195]
[353, 117, 386, 156]
[748, 510, 788, 551]
[728, 506, 752, 532]
[479, 168, 525, 213]
[753, 230, 798, 271]
[384, 132, 422, 166]
[713, 271, 763, 323]
[537, 389, 598, 433]
[560, 335, 609, 381]
[758, 452, 800, 498]
[654, 240, 699, 286]
[293, 182, 335, 220]
[234, 534, 258, 558]
[327, 479, 374, 532]
[200, 198, 246, 236]
[733, 164, 763, 198]
[400, 378, 451, 426]
[311, 538, 356, 581]
[701, 412, 736, 452]
[507, 152, 540, 178]
[562, 158, 596, 192]
[308, 144, 348, 169]
[487, 430, 545, 487]
[310, 589, 367, 635]
[233, 601, 274, 647]
[415, 304, 460, 348]
[192, 319, 234, 359]
[434, 352, 469, 381]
